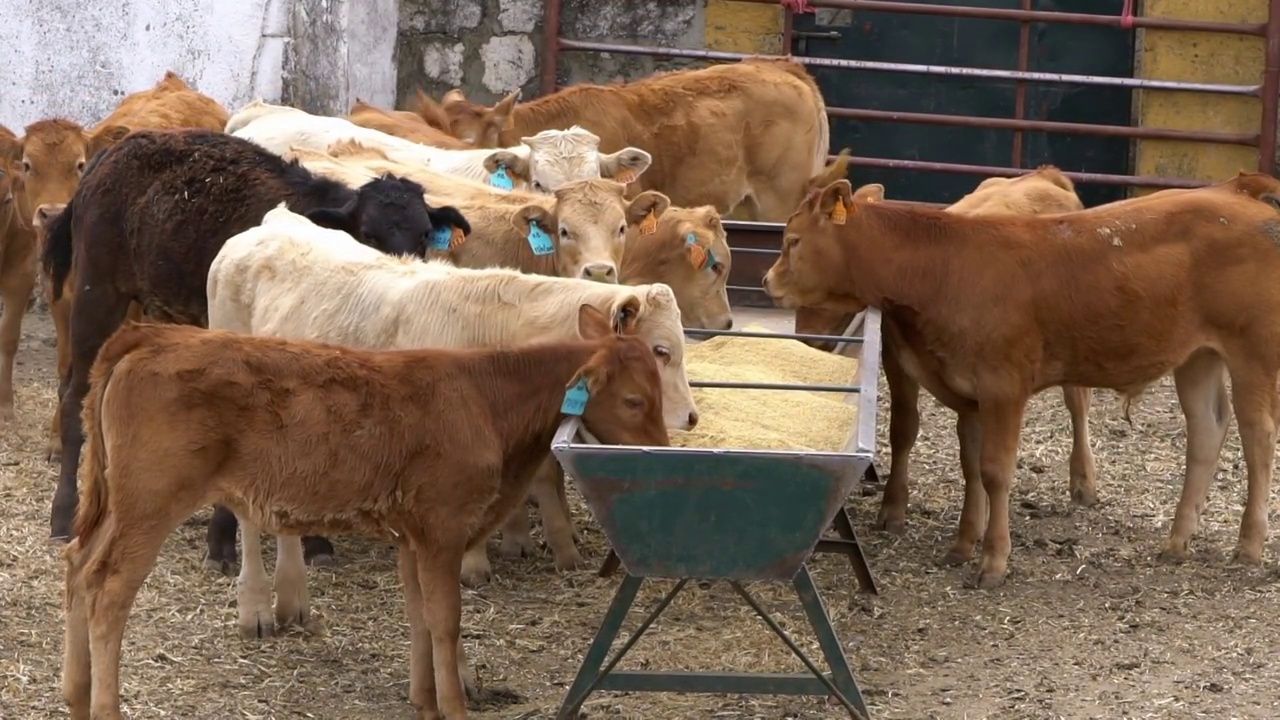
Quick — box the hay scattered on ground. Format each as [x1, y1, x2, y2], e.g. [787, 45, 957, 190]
[4, 308, 1280, 719]
[674, 324, 860, 451]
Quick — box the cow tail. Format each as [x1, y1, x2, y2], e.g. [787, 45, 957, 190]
[41, 197, 75, 302]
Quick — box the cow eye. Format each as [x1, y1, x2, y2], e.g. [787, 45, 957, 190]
[652, 345, 671, 365]
[76, 160, 86, 174]
[559, 227, 570, 239]
[624, 396, 645, 410]
[21, 160, 31, 173]
[617, 224, 626, 236]
[533, 181, 546, 193]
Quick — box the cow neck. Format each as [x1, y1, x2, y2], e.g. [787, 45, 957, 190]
[502, 93, 587, 144]
[466, 339, 601, 460]
[834, 203, 956, 314]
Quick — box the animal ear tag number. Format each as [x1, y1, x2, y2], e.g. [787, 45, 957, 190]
[830, 196, 848, 225]
[685, 232, 714, 271]
[639, 210, 658, 236]
[561, 377, 590, 416]
[527, 221, 555, 256]
[614, 167, 638, 185]
[489, 165, 514, 191]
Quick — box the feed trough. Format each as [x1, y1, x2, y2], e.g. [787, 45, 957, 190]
[550, 308, 884, 720]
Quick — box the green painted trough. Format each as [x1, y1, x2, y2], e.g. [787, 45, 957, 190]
[549, 308, 884, 720]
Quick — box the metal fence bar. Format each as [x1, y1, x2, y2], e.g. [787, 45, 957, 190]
[692, 381, 861, 393]
[685, 328, 867, 345]
[848, 157, 1211, 188]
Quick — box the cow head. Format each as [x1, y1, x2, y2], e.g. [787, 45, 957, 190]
[622, 205, 733, 332]
[551, 180, 671, 282]
[0, 126, 15, 233]
[305, 174, 466, 258]
[518, 126, 652, 194]
[763, 180, 884, 311]
[571, 302, 671, 448]
[440, 88, 521, 148]
[605, 284, 700, 432]
[0, 119, 131, 222]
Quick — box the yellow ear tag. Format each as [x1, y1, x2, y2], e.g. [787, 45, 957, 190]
[688, 243, 708, 270]
[614, 167, 638, 185]
[639, 210, 658, 236]
[830, 197, 848, 225]
[450, 226, 467, 248]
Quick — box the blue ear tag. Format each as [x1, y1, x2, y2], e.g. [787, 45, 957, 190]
[489, 165, 514, 191]
[527, 221, 555, 255]
[429, 226, 454, 251]
[686, 231, 715, 271]
[561, 377, 590, 416]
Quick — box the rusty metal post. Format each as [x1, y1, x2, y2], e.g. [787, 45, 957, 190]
[540, 0, 564, 96]
[1259, 0, 1280, 173]
[783, 5, 796, 57]
[1012, 0, 1033, 168]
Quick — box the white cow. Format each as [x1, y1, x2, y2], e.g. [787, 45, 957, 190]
[206, 205, 695, 671]
[226, 100, 653, 193]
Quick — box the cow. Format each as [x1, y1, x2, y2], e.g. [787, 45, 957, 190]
[347, 98, 471, 150]
[620, 203, 734, 332]
[40, 128, 464, 550]
[796, 166, 1098, 536]
[61, 308, 669, 720]
[763, 176, 1280, 589]
[206, 203, 690, 651]
[0, 70, 230, 462]
[227, 101, 652, 194]
[437, 58, 829, 220]
[0, 125, 37, 428]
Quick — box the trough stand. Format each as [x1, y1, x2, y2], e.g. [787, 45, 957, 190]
[551, 435, 881, 720]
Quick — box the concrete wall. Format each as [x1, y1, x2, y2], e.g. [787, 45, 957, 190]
[396, 0, 781, 107]
[0, 0, 396, 131]
[1133, 0, 1269, 194]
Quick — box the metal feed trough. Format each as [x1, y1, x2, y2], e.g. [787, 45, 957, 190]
[550, 307, 884, 720]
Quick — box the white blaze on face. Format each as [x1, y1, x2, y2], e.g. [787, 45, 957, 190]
[633, 284, 698, 430]
[520, 126, 606, 193]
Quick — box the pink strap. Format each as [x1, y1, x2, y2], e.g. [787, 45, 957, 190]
[782, 0, 815, 14]
[1120, 0, 1135, 29]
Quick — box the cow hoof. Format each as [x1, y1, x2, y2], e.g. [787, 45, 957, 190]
[1230, 547, 1264, 566]
[964, 568, 1006, 590]
[940, 548, 973, 567]
[873, 514, 906, 535]
[204, 556, 236, 576]
[305, 553, 335, 568]
[1155, 548, 1186, 565]
[460, 566, 492, 589]
[498, 536, 534, 560]
[44, 445, 62, 464]
[239, 613, 276, 641]
[553, 550, 586, 572]
[275, 604, 311, 632]
[1070, 486, 1099, 507]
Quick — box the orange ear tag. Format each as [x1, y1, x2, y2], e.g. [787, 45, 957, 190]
[688, 243, 708, 270]
[830, 197, 848, 225]
[450, 226, 467, 248]
[639, 210, 658, 236]
[614, 167, 638, 185]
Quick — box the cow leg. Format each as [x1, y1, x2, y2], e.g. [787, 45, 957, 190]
[1225, 360, 1279, 565]
[1161, 352, 1230, 561]
[235, 517, 277, 639]
[50, 290, 132, 541]
[497, 501, 534, 560]
[416, 543, 469, 719]
[1062, 385, 1098, 506]
[459, 542, 493, 588]
[303, 536, 336, 566]
[398, 544, 441, 718]
[529, 459, 583, 571]
[46, 294, 72, 462]
[274, 535, 312, 632]
[62, 552, 91, 720]
[876, 343, 919, 533]
[555, 463, 580, 543]
[942, 408, 986, 566]
[969, 397, 1028, 590]
[205, 504, 240, 575]
[0, 265, 35, 424]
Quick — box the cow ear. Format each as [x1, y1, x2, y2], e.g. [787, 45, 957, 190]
[428, 205, 471, 236]
[0, 133, 19, 164]
[87, 124, 131, 159]
[483, 150, 529, 189]
[816, 180, 857, 224]
[610, 295, 643, 335]
[512, 204, 554, 236]
[577, 303, 614, 341]
[490, 89, 520, 131]
[598, 147, 651, 184]
[304, 196, 360, 236]
[626, 190, 671, 228]
[442, 88, 468, 106]
[852, 183, 884, 204]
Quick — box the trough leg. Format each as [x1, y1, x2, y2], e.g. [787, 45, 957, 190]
[970, 398, 1028, 589]
[1162, 353, 1231, 561]
[236, 517, 278, 639]
[1062, 385, 1099, 507]
[556, 574, 645, 719]
[875, 342, 919, 534]
[943, 408, 985, 566]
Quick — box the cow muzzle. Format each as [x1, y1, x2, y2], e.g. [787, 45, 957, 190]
[581, 263, 619, 284]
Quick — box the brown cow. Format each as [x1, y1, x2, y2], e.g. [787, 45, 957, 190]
[346, 98, 471, 149]
[61, 307, 669, 720]
[42, 129, 459, 549]
[0, 70, 230, 462]
[763, 178, 1280, 589]
[796, 167, 1098, 535]
[0, 124, 38, 428]
[438, 58, 829, 220]
[620, 204, 734, 331]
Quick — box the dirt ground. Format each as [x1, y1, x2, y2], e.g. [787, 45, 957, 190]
[3, 305, 1280, 720]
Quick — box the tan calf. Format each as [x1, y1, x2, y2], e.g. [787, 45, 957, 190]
[621, 204, 733, 331]
[346, 99, 471, 150]
[765, 178, 1280, 589]
[62, 310, 669, 720]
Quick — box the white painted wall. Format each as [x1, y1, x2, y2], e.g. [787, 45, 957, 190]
[0, 0, 397, 130]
